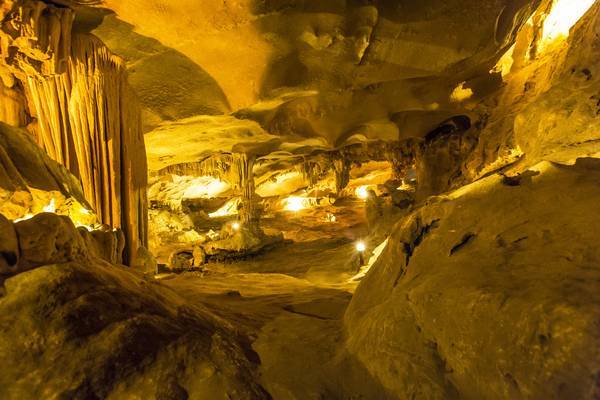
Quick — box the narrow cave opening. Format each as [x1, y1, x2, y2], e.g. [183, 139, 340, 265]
[0, 0, 599, 399]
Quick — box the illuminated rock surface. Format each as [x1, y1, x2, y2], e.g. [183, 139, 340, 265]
[1, 0, 600, 398]
[345, 159, 600, 399]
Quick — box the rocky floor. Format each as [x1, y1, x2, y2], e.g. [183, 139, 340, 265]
[0, 198, 393, 399]
[159, 208, 385, 399]
[3, 160, 600, 400]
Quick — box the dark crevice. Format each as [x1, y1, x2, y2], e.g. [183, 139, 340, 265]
[449, 233, 476, 255]
[394, 218, 440, 286]
[0, 251, 17, 266]
[282, 305, 334, 320]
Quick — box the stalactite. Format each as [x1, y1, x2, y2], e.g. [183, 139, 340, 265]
[0, 1, 148, 264]
[299, 154, 331, 188]
[232, 153, 259, 227]
[332, 155, 350, 195]
[158, 154, 234, 182]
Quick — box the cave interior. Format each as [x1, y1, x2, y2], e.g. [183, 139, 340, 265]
[0, 0, 599, 399]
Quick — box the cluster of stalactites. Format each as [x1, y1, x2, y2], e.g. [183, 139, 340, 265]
[232, 153, 259, 226]
[298, 153, 333, 188]
[158, 154, 235, 185]
[159, 152, 261, 226]
[0, 1, 74, 78]
[0, 0, 148, 264]
[294, 140, 419, 193]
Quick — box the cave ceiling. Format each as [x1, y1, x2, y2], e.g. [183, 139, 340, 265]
[67, 0, 540, 172]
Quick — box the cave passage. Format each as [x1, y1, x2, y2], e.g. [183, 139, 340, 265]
[0, 0, 599, 399]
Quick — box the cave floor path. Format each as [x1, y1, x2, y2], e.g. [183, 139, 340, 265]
[161, 210, 370, 399]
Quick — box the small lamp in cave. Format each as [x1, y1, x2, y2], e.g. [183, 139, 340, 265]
[43, 198, 56, 213]
[356, 241, 366, 266]
[356, 186, 370, 200]
[284, 196, 305, 212]
[232, 221, 241, 231]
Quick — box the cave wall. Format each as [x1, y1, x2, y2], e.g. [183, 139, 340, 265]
[343, 3, 600, 399]
[465, 0, 600, 178]
[0, 0, 148, 263]
[344, 159, 600, 399]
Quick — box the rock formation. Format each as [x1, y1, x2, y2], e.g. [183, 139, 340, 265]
[1, 0, 599, 398]
[0, 0, 147, 263]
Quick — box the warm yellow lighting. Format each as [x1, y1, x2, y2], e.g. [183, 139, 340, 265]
[13, 213, 34, 223]
[283, 196, 306, 212]
[349, 238, 389, 282]
[326, 213, 337, 222]
[396, 180, 415, 192]
[232, 221, 241, 231]
[14, 198, 57, 222]
[43, 198, 56, 213]
[450, 82, 474, 102]
[182, 176, 230, 199]
[208, 198, 240, 218]
[491, 44, 515, 78]
[76, 223, 94, 232]
[356, 241, 366, 252]
[355, 186, 370, 199]
[540, 0, 596, 49]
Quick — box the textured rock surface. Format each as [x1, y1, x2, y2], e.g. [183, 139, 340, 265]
[0, 0, 148, 264]
[344, 159, 600, 399]
[131, 245, 158, 275]
[464, 1, 600, 181]
[0, 260, 270, 399]
[0, 122, 91, 220]
[87, 0, 537, 179]
[15, 213, 88, 269]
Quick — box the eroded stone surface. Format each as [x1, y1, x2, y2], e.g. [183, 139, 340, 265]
[344, 159, 600, 399]
[14, 213, 88, 269]
[0, 261, 270, 399]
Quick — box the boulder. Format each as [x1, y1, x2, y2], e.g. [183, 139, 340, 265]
[14, 212, 88, 269]
[168, 250, 194, 271]
[91, 225, 125, 265]
[131, 246, 158, 275]
[345, 160, 600, 399]
[192, 245, 206, 267]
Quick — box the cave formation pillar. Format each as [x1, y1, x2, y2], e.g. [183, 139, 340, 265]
[333, 156, 350, 195]
[234, 153, 260, 229]
[0, 1, 147, 264]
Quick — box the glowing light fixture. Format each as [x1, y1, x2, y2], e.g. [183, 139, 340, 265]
[355, 186, 370, 199]
[349, 238, 389, 282]
[356, 241, 366, 252]
[450, 82, 474, 102]
[43, 198, 56, 213]
[283, 196, 306, 212]
[540, 0, 596, 49]
[232, 221, 241, 231]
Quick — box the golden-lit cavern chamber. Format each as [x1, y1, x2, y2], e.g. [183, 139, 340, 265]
[0, 0, 599, 399]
